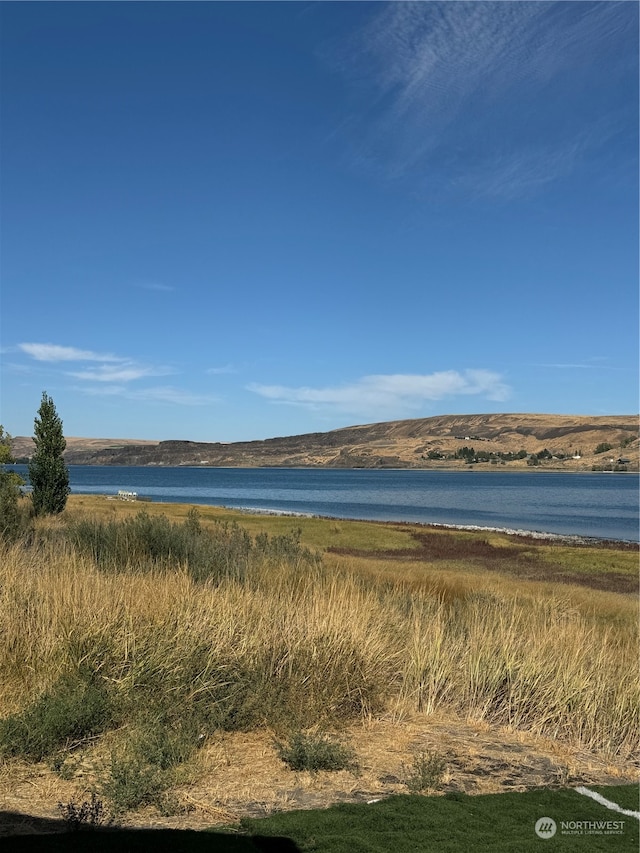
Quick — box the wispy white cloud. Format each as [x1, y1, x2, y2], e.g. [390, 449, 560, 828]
[67, 365, 175, 383]
[532, 362, 625, 371]
[17, 341, 211, 407]
[454, 112, 627, 200]
[134, 386, 217, 405]
[453, 140, 584, 201]
[18, 341, 176, 385]
[249, 369, 510, 415]
[77, 384, 218, 406]
[206, 364, 238, 375]
[328, 1, 634, 194]
[18, 343, 125, 363]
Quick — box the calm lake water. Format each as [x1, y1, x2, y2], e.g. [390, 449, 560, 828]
[14, 465, 639, 542]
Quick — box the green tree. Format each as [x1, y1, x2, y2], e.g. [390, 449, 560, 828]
[594, 442, 613, 455]
[29, 392, 70, 515]
[455, 446, 476, 461]
[0, 425, 13, 465]
[0, 470, 26, 541]
[0, 424, 29, 541]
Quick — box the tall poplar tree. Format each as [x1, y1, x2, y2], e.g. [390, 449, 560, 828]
[29, 392, 70, 515]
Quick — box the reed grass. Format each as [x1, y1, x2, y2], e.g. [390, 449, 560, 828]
[0, 508, 636, 790]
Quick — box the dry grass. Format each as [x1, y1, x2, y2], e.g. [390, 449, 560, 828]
[1, 713, 634, 833]
[0, 504, 637, 822]
[1, 523, 637, 756]
[0, 538, 396, 727]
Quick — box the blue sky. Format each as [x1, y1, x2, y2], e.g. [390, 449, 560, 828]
[1, 1, 637, 442]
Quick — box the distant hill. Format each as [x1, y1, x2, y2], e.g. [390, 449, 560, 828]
[10, 414, 638, 471]
[10, 436, 158, 462]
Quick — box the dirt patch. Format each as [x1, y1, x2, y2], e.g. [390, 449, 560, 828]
[0, 713, 636, 836]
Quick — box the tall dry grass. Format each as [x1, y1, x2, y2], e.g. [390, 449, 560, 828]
[0, 538, 397, 732]
[400, 591, 638, 756]
[0, 516, 637, 761]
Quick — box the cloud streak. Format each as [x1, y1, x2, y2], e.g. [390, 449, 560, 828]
[328, 1, 634, 194]
[206, 364, 238, 375]
[17, 341, 212, 406]
[18, 343, 125, 363]
[249, 369, 510, 415]
[68, 365, 175, 383]
[532, 362, 625, 371]
[77, 385, 218, 406]
[19, 341, 174, 384]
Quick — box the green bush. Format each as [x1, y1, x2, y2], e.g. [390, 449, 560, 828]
[403, 750, 447, 792]
[0, 672, 113, 761]
[101, 714, 204, 815]
[255, 528, 321, 565]
[66, 511, 246, 578]
[275, 731, 358, 773]
[65, 511, 320, 583]
[97, 685, 211, 814]
[102, 753, 167, 814]
[0, 469, 32, 543]
[129, 710, 206, 770]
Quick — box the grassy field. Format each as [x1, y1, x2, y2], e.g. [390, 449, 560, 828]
[0, 494, 637, 838]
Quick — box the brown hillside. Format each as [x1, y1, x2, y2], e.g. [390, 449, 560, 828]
[10, 436, 158, 461]
[11, 413, 638, 470]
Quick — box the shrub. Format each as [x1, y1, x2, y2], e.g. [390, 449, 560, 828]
[128, 710, 206, 770]
[98, 701, 209, 814]
[275, 731, 358, 773]
[0, 469, 32, 543]
[101, 715, 202, 814]
[255, 527, 319, 564]
[403, 750, 447, 792]
[65, 511, 320, 583]
[65, 511, 247, 579]
[57, 793, 110, 830]
[102, 754, 166, 814]
[0, 672, 113, 761]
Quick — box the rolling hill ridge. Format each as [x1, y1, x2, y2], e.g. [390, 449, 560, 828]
[10, 413, 639, 470]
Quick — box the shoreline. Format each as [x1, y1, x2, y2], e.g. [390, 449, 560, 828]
[57, 462, 639, 473]
[65, 490, 639, 547]
[55, 468, 639, 546]
[230, 506, 638, 548]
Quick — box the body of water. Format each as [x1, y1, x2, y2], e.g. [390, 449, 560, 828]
[13, 465, 639, 542]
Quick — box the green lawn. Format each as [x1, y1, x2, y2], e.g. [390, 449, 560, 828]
[237, 787, 639, 853]
[586, 785, 639, 814]
[4, 787, 637, 852]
